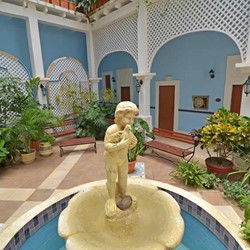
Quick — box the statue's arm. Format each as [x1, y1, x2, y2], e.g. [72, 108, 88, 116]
[104, 129, 128, 152]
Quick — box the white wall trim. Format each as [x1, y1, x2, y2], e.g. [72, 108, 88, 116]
[155, 78, 180, 131]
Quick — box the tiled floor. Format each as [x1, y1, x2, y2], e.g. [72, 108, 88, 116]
[0, 137, 244, 231]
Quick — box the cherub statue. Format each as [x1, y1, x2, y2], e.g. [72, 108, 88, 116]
[103, 101, 138, 217]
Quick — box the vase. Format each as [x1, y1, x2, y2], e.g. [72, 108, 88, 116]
[31, 141, 40, 151]
[39, 142, 53, 156]
[128, 160, 136, 173]
[21, 149, 36, 164]
[205, 157, 233, 177]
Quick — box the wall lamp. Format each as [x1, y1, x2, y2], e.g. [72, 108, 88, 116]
[40, 84, 47, 96]
[243, 76, 250, 96]
[209, 69, 215, 78]
[111, 76, 116, 83]
[136, 79, 143, 94]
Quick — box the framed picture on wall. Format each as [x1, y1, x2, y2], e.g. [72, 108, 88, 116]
[192, 96, 209, 110]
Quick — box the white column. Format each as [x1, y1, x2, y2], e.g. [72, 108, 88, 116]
[86, 30, 97, 77]
[133, 73, 155, 130]
[134, 1, 155, 129]
[26, 3, 47, 104]
[89, 78, 102, 100]
[137, 0, 148, 73]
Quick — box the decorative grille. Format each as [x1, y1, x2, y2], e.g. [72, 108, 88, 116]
[93, 14, 138, 71]
[147, 0, 250, 69]
[0, 51, 31, 124]
[46, 57, 89, 131]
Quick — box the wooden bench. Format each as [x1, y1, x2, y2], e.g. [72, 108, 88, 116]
[59, 137, 97, 157]
[46, 119, 76, 138]
[144, 128, 198, 163]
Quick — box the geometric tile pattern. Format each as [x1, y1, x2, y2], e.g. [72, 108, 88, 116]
[147, 0, 250, 68]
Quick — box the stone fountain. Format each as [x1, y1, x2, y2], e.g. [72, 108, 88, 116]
[58, 101, 184, 249]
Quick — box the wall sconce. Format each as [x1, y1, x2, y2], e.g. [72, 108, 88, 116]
[136, 79, 143, 93]
[40, 84, 47, 96]
[209, 69, 215, 78]
[243, 75, 250, 96]
[111, 76, 116, 83]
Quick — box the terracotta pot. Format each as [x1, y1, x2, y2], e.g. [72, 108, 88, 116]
[51, 0, 60, 5]
[68, 2, 75, 10]
[21, 149, 36, 164]
[128, 160, 136, 173]
[205, 157, 233, 177]
[60, 0, 68, 9]
[31, 141, 40, 151]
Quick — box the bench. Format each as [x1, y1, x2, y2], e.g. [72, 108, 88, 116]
[144, 128, 198, 163]
[46, 119, 76, 138]
[59, 137, 97, 157]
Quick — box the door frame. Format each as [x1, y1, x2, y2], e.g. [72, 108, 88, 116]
[102, 71, 113, 90]
[155, 79, 180, 131]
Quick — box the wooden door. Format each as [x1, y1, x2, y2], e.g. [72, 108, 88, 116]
[121, 87, 130, 101]
[230, 85, 243, 115]
[105, 75, 111, 89]
[159, 85, 175, 130]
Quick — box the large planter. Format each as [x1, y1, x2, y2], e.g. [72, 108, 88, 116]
[205, 157, 233, 177]
[20, 149, 36, 164]
[39, 142, 53, 157]
[128, 160, 136, 173]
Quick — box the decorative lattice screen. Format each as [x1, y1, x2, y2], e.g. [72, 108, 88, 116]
[147, 0, 250, 68]
[46, 57, 89, 131]
[93, 14, 138, 71]
[0, 51, 31, 124]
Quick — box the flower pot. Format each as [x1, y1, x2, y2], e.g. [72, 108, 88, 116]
[205, 157, 233, 177]
[21, 149, 36, 164]
[39, 142, 53, 157]
[31, 141, 40, 151]
[68, 1, 76, 10]
[128, 160, 136, 173]
[60, 0, 68, 9]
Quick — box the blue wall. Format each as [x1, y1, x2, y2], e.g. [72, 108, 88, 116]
[151, 31, 240, 132]
[0, 14, 32, 75]
[39, 23, 88, 75]
[98, 51, 138, 104]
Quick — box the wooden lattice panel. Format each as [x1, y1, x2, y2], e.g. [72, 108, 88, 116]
[147, 0, 250, 68]
[93, 14, 138, 71]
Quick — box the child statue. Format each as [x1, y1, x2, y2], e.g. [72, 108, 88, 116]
[103, 101, 138, 218]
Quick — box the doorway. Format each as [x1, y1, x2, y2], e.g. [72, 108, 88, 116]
[230, 84, 243, 115]
[159, 85, 175, 130]
[121, 86, 131, 101]
[155, 79, 179, 131]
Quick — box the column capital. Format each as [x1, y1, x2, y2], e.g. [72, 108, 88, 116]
[89, 77, 102, 84]
[133, 73, 156, 82]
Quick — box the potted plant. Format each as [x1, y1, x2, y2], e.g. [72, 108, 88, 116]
[194, 107, 250, 177]
[39, 134, 56, 156]
[0, 140, 9, 166]
[14, 105, 60, 163]
[127, 117, 154, 173]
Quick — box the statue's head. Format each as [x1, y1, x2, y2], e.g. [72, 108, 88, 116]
[114, 101, 138, 125]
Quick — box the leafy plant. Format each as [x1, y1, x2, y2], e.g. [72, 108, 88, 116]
[14, 106, 60, 153]
[75, 102, 109, 140]
[127, 118, 155, 162]
[0, 140, 9, 164]
[75, 0, 98, 22]
[240, 205, 250, 239]
[40, 133, 56, 144]
[222, 180, 250, 203]
[202, 173, 221, 189]
[194, 107, 250, 164]
[55, 82, 97, 117]
[170, 160, 208, 187]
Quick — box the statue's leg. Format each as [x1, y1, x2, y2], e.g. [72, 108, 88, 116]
[105, 163, 117, 200]
[117, 161, 128, 198]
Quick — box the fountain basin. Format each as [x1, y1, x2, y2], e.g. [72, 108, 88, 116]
[58, 183, 184, 250]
